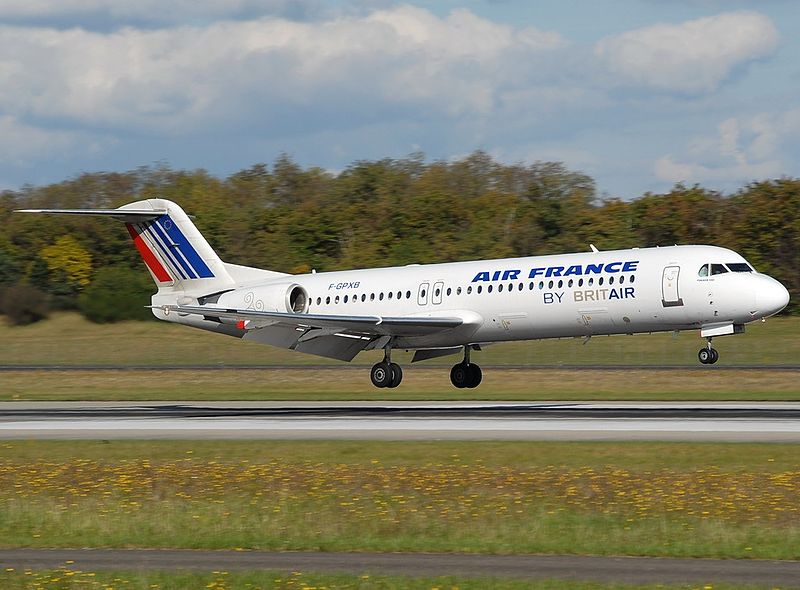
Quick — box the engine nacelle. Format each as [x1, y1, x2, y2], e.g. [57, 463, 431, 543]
[215, 283, 309, 315]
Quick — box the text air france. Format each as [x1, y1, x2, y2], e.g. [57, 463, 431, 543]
[471, 260, 639, 283]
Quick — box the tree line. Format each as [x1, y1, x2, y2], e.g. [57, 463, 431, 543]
[0, 151, 797, 324]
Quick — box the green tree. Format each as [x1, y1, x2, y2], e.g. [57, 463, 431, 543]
[78, 267, 155, 323]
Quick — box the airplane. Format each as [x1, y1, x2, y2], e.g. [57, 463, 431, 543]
[18, 198, 790, 388]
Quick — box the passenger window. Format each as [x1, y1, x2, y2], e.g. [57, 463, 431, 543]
[467, 286, 472, 294]
[326, 296, 331, 304]
[446, 287, 452, 296]
[434, 288, 440, 297]
[568, 279, 573, 288]
[711, 264, 728, 275]
[406, 291, 411, 299]
[619, 276, 625, 284]
[588, 278, 593, 286]
[498, 284, 503, 292]
[387, 292, 392, 300]
[335, 296, 340, 304]
[548, 280, 554, 289]
[344, 295, 348, 303]
[457, 287, 462, 295]
[529, 282, 534, 290]
[698, 264, 709, 277]
[609, 277, 614, 285]
[538, 281, 544, 290]
[518, 283, 523, 291]
[630, 276, 635, 284]
[370, 293, 375, 301]
[578, 278, 584, 287]
[361, 294, 366, 302]
[316, 297, 321, 305]
[598, 277, 604, 286]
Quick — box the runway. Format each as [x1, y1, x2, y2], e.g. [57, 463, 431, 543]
[2, 549, 799, 585]
[2, 401, 800, 441]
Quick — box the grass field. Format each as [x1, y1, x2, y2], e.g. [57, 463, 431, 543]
[1, 312, 798, 367]
[2, 367, 799, 401]
[0, 569, 786, 590]
[2, 440, 798, 560]
[1, 313, 799, 401]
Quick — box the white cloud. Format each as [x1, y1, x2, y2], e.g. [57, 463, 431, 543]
[0, 6, 567, 135]
[595, 11, 779, 93]
[654, 110, 800, 185]
[0, 116, 82, 165]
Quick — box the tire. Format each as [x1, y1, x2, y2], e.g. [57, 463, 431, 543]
[371, 362, 392, 388]
[450, 363, 468, 388]
[466, 364, 482, 388]
[698, 348, 711, 364]
[388, 363, 403, 388]
[709, 348, 719, 364]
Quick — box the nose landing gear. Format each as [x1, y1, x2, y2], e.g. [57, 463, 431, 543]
[450, 345, 482, 388]
[698, 338, 719, 365]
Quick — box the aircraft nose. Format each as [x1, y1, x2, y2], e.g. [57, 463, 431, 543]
[757, 276, 790, 317]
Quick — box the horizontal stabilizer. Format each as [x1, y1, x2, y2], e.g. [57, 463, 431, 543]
[16, 208, 167, 222]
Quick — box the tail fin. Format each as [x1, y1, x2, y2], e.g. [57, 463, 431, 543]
[18, 199, 241, 294]
[121, 199, 230, 291]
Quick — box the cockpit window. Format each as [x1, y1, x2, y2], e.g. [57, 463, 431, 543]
[698, 264, 709, 277]
[727, 262, 753, 272]
[710, 264, 728, 275]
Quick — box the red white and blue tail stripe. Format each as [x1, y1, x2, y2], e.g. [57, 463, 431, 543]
[126, 214, 215, 284]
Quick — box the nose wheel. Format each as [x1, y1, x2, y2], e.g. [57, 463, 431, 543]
[698, 339, 719, 365]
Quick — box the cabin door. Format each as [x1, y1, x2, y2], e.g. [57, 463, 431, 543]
[661, 266, 683, 307]
[417, 282, 430, 306]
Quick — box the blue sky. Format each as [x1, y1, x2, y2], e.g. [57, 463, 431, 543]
[0, 0, 798, 199]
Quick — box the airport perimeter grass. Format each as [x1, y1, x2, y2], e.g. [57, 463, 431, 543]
[2, 367, 800, 400]
[1, 440, 799, 560]
[0, 570, 788, 590]
[2, 312, 798, 367]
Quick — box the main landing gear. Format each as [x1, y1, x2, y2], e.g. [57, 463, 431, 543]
[698, 338, 719, 365]
[450, 345, 482, 389]
[370, 346, 403, 388]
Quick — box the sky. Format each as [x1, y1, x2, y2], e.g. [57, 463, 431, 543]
[0, 0, 798, 199]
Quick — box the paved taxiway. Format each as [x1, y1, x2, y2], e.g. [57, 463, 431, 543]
[2, 549, 800, 585]
[2, 401, 800, 441]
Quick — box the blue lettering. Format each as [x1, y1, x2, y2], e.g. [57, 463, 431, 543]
[609, 289, 620, 300]
[491, 270, 502, 281]
[472, 272, 490, 282]
[623, 261, 639, 272]
[585, 263, 603, 274]
[605, 261, 622, 273]
[529, 268, 545, 278]
[624, 287, 635, 298]
[546, 266, 564, 277]
[563, 265, 582, 276]
[543, 293, 554, 304]
[502, 269, 520, 280]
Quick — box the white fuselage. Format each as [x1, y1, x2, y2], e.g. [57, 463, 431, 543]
[204, 244, 789, 350]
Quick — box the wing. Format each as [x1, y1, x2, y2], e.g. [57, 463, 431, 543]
[16, 208, 167, 223]
[158, 304, 468, 361]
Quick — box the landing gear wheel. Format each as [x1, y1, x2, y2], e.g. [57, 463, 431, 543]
[388, 363, 403, 388]
[371, 362, 393, 388]
[450, 363, 469, 388]
[698, 347, 719, 365]
[450, 362, 482, 388]
[466, 363, 482, 388]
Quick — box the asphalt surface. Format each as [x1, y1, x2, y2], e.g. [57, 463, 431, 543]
[3, 401, 800, 441]
[1, 549, 799, 585]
